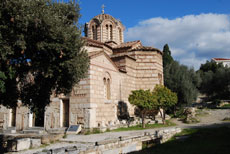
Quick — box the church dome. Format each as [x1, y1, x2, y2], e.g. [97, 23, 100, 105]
[84, 13, 125, 45]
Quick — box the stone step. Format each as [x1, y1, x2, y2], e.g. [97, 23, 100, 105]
[3, 127, 16, 134]
[23, 127, 46, 134]
[26, 127, 45, 130]
[47, 127, 67, 134]
[22, 129, 45, 134]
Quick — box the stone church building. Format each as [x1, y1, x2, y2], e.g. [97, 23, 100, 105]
[0, 12, 163, 131]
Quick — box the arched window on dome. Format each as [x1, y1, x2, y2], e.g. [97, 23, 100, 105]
[109, 25, 113, 41]
[106, 24, 109, 40]
[92, 25, 98, 40]
[119, 28, 122, 43]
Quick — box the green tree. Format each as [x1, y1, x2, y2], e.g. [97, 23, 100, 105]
[0, 0, 89, 112]
[198, 60, 230, 100]
[163, 44, 174, 67]
[128, 89, 157, 128]
[164, 61, 200, 107]
[199, 60, 223, 73]
[153, 85, 177, 124]
[163, 44, 200, 108]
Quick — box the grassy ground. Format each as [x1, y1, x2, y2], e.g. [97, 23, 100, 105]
[83, 120, 176, 134]
[218, 104, 230, 109]
[130, 127, 230, 154]
[110, 120, 176, 132]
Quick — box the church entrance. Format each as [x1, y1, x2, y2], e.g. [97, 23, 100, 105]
[62, 99, 69, 127]
[32, 108, 44, 127]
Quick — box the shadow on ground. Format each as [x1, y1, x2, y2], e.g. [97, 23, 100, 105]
[129, 124, 230, 154]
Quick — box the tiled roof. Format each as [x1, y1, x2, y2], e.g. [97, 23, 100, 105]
[83, 37, 113, 49]
[82, 37, 104, 48]
[110, 53, 136, 61]
[212, 58, 230, 61]
[113, 40, 141, 49]
[131, 46, 162, 53]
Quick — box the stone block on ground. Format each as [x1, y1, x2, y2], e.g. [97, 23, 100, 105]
[7, 138, 31, 152]
[65, 146, 79, 154]
[30, 138, 41, 148]
[50, 147, 65, 154]
[41, 134, 64, 144]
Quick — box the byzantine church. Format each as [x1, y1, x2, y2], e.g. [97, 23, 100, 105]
[0, 10, 163, 131]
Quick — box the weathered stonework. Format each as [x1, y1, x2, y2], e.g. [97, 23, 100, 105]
[0, 13, 163, 131]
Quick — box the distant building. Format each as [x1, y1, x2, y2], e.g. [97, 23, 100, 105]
[212, 58, 230, 67]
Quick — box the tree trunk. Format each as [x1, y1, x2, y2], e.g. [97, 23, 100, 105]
[163, 110, 166, 124]
[159, 109, 165, 125]
[141, 110, 146, 128]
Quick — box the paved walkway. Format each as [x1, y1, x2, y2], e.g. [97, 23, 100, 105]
[8, 109, 230, 154]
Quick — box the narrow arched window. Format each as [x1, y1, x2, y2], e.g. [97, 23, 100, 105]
[110, 25, 113, 40]
[95, 25, 98, 40]
[119, 28, 122, 43]
[103, 78, 107, 99]
[92, 26, 95, 40]
[92, 25, 97, 40]
[107, 78, 111, 100]
[103, 76, 111, 100]
[106, 25, 109, 40]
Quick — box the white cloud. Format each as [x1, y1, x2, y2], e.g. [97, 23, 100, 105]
[125, 13, 230, 70]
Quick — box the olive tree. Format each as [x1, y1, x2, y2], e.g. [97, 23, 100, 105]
[0, 0, 89, 112]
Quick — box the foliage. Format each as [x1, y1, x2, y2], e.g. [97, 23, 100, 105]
[162, 44, 174, 67]
[198, 60, 230, 100]
[199, 60, 223, 73]
[128, 89, 157, 128]
[163, 44, 200, 108]
[164, 60, 201, 106]
[0, 0, 89, 111]
[153, 85, 178, 124]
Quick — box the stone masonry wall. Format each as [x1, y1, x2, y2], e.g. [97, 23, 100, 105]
[89, 54, 121, 128]
[45, 99, 61, 130]
[69, 76, 91, 128]
[134, 51, 163, 91]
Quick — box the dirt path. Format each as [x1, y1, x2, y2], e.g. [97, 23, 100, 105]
[171, 109, 230, 127]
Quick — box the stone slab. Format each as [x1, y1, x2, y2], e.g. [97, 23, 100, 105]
[7, 138, 31, 152]
[31, 138, 41, 148]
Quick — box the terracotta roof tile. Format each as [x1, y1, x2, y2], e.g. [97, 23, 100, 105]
[110, 53, 136, 60]
[212, 58, 230, 61]
[82, 37, 104, 48]
[131, 46, 162, 54]
[113, 40, 141, 49]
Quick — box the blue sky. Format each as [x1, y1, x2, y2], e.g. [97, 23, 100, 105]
[75, 0, 230, 69]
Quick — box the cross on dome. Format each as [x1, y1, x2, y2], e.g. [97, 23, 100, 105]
[101, 4, 105, 14]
